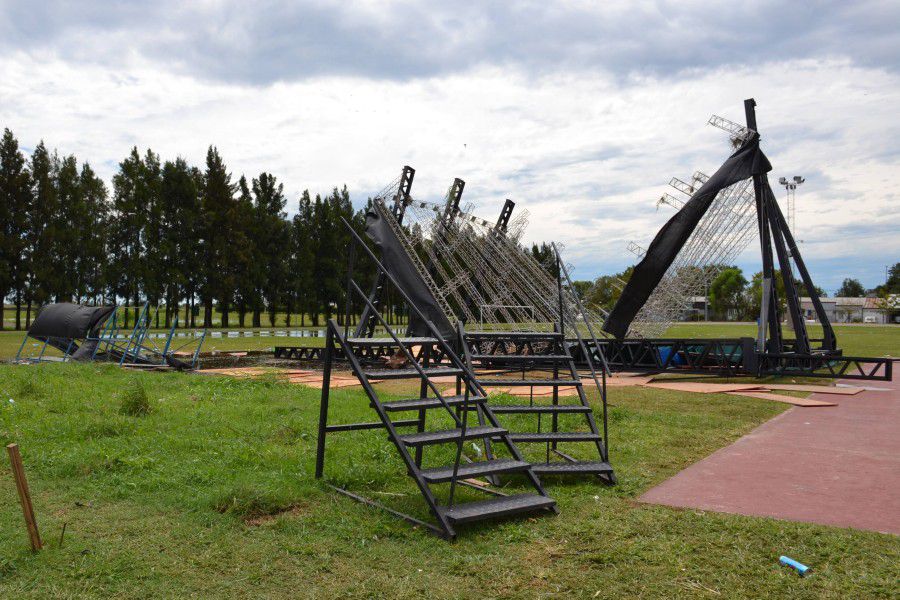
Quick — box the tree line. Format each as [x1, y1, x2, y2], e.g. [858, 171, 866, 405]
[2, 127, 896, 331]
[0, 128, 384, 331]
[580, 263, 900, 321]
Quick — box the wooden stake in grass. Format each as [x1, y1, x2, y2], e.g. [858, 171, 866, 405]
[7, 443, 42, 551]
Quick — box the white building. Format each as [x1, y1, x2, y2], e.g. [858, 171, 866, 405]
[800, 296, 899, 324]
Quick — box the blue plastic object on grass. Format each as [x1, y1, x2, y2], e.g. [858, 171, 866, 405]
[780, 555, 810, 577]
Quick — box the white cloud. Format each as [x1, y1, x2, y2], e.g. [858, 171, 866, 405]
[1, 43, 898, 291]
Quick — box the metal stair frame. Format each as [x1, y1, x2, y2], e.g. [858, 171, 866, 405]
[315, 218, 556, 540]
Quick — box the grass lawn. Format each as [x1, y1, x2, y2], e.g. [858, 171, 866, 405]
[0, 364, 896, 598]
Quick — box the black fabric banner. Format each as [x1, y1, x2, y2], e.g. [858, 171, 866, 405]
[28, 303, 116, 340]
[603, 136, 772, 338]
[365, 208, 456, 339]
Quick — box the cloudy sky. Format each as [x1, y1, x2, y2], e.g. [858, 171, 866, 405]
[2, 1, 898, 292]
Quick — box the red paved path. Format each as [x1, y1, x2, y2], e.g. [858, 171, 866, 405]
[640, 376, 900, 535]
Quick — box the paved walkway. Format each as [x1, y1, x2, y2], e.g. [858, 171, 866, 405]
[640, 375, 900, 535]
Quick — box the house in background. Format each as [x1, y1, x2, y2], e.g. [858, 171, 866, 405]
[800, 296, 899, 324]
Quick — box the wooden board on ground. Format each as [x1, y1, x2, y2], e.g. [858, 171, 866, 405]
[299, 378, 361, 389]
[725, 391, 837, 407]
[763, 384, 864, 395]
[643, 381, 767, 394]
[605, 376, 655, 387]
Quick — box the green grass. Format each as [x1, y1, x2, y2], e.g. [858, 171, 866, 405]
[0, 364, 896, 598]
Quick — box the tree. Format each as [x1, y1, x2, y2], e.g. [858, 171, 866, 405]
[110, 148, 149, 327]
[252, 172, 290, 327]
[888, 263, 900, 294]
[571, 280, 592, 300]
[709, 267, 747, 320]
[233, 175, 258, 328]
[530, 242, 559, 277]
[73, 163, 109, 303]
[160, 158, 202, 327]
[584, 266, 633, 313]
[27, 141, 59, 324]
[0, 128, 31, 330]
[199, 146, 237, 327]
[140, 150, 164, 325]
[290, 191, 316, 326]
[871, 263, 900, 296]
[54, 154, 80, 300]
[749, 270, 787, 318]
[836, 278, 865, 298]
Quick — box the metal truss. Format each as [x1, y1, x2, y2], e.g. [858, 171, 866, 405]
[611, 115, 760, 337]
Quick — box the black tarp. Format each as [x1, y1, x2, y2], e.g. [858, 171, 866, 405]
[365, 208, 455, 339]
[28, 303, 116, 340]
[603, 135, 772, 338]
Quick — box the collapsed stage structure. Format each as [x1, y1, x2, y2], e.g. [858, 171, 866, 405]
[311, 97, 890, 540]
[15, 302, 206, 369]
[597, 99, 891, 381]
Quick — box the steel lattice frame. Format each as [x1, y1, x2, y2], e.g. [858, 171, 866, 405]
[371, 187, 608, 338]
[610, 114, 759, 337]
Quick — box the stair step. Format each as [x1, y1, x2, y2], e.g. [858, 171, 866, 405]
[364, 367, 463, 380]
[420, 459, 530, 483]
[479, 379, 581, 387]
[476, 404, 592, 414]
[531, 461, 613, 475]
[399, 426, 507, 447]
[466, 331, 562, 339]
[471, 354, 571, 362]
[346, 337, 438, 346]
[501, 432, 602, 443]
[440, 493, 556, 524]
[381, 394, 486, 412]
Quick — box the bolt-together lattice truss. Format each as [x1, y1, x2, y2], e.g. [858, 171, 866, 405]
[607, 114, 759, 337]
[368, 179, 609, 339]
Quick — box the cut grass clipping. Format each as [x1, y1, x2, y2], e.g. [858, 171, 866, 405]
[120, 379, 152, 416]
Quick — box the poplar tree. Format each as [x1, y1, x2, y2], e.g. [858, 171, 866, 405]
[0, 129, 32, 329]
[233, 175, 257, 328]
[74, 163, 109, 303]
[54, 155, 80, 299]
[110, 148, 147, 326]
[290, 190, 315, 326]
[199, 146, 236, 327]
[27, 142, 58, 323]
[252, 172, 290, 326]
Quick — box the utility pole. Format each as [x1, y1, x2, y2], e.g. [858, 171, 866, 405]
[778, 175, 804, 234]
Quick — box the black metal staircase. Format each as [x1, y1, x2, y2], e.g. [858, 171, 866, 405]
[461, 329, 616, 482]
[314, 221, 556, 540]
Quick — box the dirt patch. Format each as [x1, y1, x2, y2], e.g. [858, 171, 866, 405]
[243, 503, 311, 526]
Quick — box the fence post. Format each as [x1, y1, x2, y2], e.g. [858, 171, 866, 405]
[7, 443, 42, 551]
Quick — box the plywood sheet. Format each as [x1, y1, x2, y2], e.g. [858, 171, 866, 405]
[725, 391, 836, 407]
[644, 381, 767, 394]
[764, 384, 863, 395]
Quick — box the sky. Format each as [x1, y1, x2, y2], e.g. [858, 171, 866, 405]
[1, 0, 898, 294]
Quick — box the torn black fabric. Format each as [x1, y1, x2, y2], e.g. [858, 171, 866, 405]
[27, 303, 116, 340]
[365, 208, 455, 339]
[603, 136, 771, 338]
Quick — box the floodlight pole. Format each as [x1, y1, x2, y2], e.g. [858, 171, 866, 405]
[778, 175, 804, 235]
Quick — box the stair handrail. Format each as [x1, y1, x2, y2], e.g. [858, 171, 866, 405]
[343, 221, 501, 505]
[552, 243, 611, 461]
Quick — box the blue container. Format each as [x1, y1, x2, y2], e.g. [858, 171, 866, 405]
[779, 555, 810, 577]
